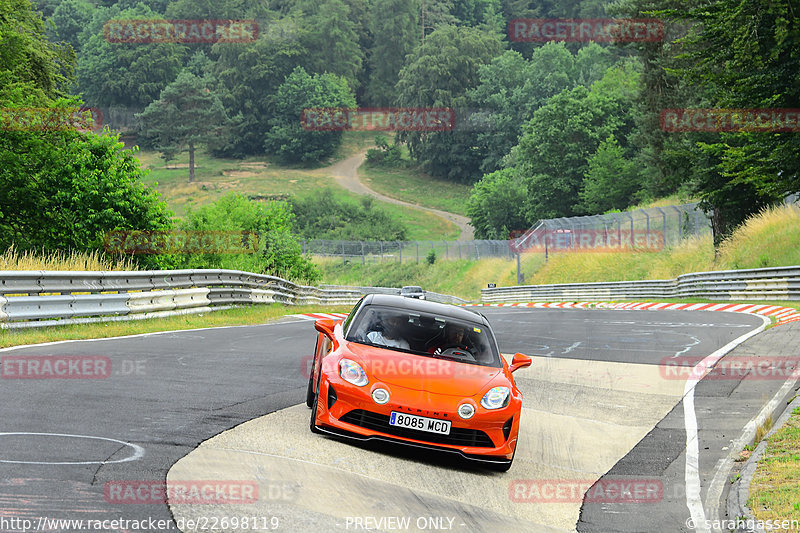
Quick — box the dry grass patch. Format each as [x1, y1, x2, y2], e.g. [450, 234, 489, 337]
[0, 245, 137, 271]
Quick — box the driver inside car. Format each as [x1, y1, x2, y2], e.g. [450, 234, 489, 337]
[428, 323, 472, 355]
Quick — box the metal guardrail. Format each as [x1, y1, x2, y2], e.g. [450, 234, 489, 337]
[319, 285, 467, 306]
[0, 269, 367, 329]
[481, 266, 800, 302]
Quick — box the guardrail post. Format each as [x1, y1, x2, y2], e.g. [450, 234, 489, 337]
[416, 242, 419, 263]
[380, 241, 384, 262]
[361, 241, 365, 265]
[397, 241, 402, 263]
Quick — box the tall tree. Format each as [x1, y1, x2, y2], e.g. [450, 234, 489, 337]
[579, 135, 641, 213]
[76, 4, 188, 108]
[211, 16, 307, 156]
[673, 0, 798, 242]
[513, 60, 641, 220]
[300, 0, 364, 92]
[263, 66, 356, 163]
[395, 25, 504, 181]
[46, 0, 96, 53]
[1, 0, 172, 262]
[365, 0, 420, 105]
[1, 0, 75, 105]
[138, 71, 231, 182]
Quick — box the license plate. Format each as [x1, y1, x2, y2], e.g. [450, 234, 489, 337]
[389, 412, 451, 435]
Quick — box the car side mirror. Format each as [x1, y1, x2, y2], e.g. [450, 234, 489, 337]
[509, 353, 532, 373]
[314, 319, 336, 339]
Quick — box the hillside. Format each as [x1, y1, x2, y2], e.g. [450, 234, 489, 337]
[318, 204, 800, 300]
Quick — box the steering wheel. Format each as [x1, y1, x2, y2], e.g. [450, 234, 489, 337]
[439, 346, 475, 360]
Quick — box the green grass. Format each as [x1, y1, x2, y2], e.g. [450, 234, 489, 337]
[318, 204, 800, 301]
[138, 149, 335, 217]
[748, 406, 800, 530]
[297, 188, 459, 241]
[0, 304, 354, 349]
[317, 254, 546, 300]
[359, 162, 472, 215]
[136, 138, 458, 240]
[519, 204, 800, 285]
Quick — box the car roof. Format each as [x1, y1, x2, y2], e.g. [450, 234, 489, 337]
[362, 294, 489, 326]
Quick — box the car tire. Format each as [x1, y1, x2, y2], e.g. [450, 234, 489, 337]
[305, 365, 316, 408]
[306, 339, 318, 408]
[309, 372, 322, 434]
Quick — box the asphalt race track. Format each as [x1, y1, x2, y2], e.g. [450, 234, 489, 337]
[0, 307, 778, 532]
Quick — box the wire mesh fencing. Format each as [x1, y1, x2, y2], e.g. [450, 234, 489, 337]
[301, 239, 514, 264]
[302, 203, 712, 264]
[509, 203, 711, 255]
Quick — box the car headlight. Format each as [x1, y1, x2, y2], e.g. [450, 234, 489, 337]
[339, 359, 368, 387]
[480, 387, 510, 409]
[457, 403, 475, 419]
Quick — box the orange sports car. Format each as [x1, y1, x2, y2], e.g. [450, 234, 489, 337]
[307, 294, 531, 471]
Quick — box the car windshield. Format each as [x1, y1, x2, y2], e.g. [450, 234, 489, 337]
[346, 305, 501, 368]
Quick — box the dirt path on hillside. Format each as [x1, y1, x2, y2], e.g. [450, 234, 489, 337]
[316, 151, 474, 240]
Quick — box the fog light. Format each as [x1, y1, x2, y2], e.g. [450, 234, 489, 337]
[372, 388, 390, 404]
[458, 403, 475, 419]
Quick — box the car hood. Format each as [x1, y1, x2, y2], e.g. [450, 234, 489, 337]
[347, 342, 502, 396]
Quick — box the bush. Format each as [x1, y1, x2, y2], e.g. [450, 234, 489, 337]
[426, 249, 437, 265]
[0, 128, 173, 268]
[178, 193, 319, 283]
[290, 190, 407, 241]
[365, 135, 405, 166]
[263, 67, 356, 164]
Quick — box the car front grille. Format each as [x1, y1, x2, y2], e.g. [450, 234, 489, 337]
[340, 409, 495, 448]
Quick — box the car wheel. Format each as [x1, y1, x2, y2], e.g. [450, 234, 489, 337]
[305, 342, 318, 408]
[309, 372, 322, 434]
[305, 366, 315, 408]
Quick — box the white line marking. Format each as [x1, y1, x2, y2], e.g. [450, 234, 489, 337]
[681, 315, 770, 533]
[0, 432, 144, 465]
[562, 342, 581, 354]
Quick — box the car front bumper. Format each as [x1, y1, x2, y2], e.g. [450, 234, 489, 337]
[312, 373, 520, 462]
